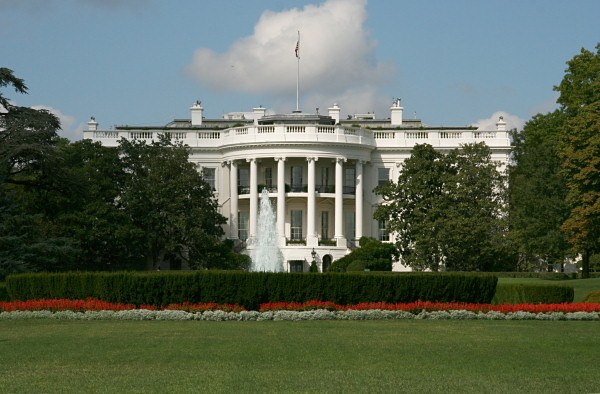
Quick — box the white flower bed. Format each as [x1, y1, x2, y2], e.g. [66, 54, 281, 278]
[1, 309, 598, 321]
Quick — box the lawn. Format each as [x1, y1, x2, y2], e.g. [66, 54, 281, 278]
[1, 319, 598, 393]
[498, 277, 600, 302]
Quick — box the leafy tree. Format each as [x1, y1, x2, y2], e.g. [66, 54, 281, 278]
[374, 143, 508, 271]
[0, 68, 79, 275]
[329, 237, 398, 272]
[509, 111, 571, 271]
[117, 136, 227, 270]
[555, 44, 600, 278]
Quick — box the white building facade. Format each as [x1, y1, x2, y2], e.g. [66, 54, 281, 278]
[84, 100, 511, 272]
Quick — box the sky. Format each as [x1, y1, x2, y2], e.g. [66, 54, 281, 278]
[1, 0, 598, 140]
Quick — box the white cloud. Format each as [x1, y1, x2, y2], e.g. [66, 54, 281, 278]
[32, 105, 84, 141]
[472, 111, 525, 131]
[185, 0, 396, 116]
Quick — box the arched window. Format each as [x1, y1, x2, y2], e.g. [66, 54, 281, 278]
[322, 255, 332, 272]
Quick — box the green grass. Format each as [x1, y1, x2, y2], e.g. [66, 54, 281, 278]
[498, 277, 600, 302]
[1, 320, 599, 393]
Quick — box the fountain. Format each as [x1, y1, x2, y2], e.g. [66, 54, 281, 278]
[250, 188, 284, 272]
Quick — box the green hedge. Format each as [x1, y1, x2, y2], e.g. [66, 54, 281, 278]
[492, 283, 574, 304]
[0, 283, 8, 302]
[582, 291, 600, 303]
[493, 272, 577, 280]
[6, 271, 498, 310]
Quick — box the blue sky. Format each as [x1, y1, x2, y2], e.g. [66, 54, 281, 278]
[1, 0, 598, 140]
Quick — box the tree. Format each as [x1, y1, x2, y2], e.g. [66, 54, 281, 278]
[555, 44, 600, 278]
[0, 68, 78, 276]
[329, 237, 398, 272]
[509, 111, 571, 271]
[374, 143, 508, 271]
[117, 136, 227, 270]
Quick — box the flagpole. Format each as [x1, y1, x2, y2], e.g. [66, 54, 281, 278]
[296, 30, 300, 112]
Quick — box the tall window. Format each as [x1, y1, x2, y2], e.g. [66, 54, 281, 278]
[344, 167, 355, 194]
[378, 168, 390, 187]
[291, 166, 303, 192]
[378, 219, 389, 242]
[238, 168, 249, 194]
[238, 211, 249, 241]
[321, 211, 329, 239]
[264, 167, 273, 189]
[202, 168, 216, 191]
[291, 210, 303, 240]
[289, 260, 304, 272]
[320, 167, 331, 192]
[345, 212, 355, 241]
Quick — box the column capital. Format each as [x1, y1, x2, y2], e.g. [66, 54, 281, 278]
[246, 157, 256, 163]
[306, 156, 319, 162]
[395, 162, 403, 168]
[274, 156, 287, 162]
[334, 157, 347, 164]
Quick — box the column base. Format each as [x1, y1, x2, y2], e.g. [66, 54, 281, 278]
[335, 237, 347, 248]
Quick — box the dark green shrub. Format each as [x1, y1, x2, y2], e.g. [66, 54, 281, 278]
[0, 282, 9, 301]
[6, 271, 498, 310]
[493, 272, 577, 280]
[582, 290, 600, 303]
[330, 237, 397, 272]
[492, 283, 574, 304]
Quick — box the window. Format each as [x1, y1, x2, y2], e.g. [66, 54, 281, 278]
[378, 168, 390, 187]
[345, 212, 355, 241]
[321, 255, 332, 273]
[238, 168, 249, 194]
[290, 166, 303, 192]
[202, 168, 216, 191]
[291, 210, 303, 240]
[378, 219, 389, 242]
[321, 211, 329, 239]
[289, 260, 304, 272]
[264, 167, 273, 189]
[344, 167, 355, 194]
[238, 211, 249, 241]
[320, 167, 331, 192]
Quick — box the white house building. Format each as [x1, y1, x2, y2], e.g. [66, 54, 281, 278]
[84, 99, 511, 272]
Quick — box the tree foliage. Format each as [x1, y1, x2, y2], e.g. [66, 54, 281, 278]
[1, 68, 236, 274]
[329, 237, 399, 272]
[555, 44, 600, 277]
[374, 143, 509, 272]
[509, 111, 571, 271]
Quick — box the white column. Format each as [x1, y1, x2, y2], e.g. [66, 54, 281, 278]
[229, 160, 238, 239]
[276, 157, 286, 246]
[334, 157, 346, 247]
[355, 160, 363, 243]
[248, 158, 258, 242]
[307, 157, 317, 247]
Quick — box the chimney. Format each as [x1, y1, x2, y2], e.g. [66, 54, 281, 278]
[390, 98, 403, 126]
[496, 116, 507, 131]
[253, 106, 266, 125]
[328, 103, 341, 124]
[190, 100, 204, 126]
[87, 116, 98, 131]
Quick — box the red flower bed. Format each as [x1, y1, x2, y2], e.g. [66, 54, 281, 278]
[1, 299, 599, 314]
[259, 300, 600, 314]
[0, 299, 245, 313]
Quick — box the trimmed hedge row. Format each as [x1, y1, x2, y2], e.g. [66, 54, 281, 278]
[6, 271, 498, 310]
[0, 283, 8, 302]
[493, 272, 578, 280]
[583, 291, 600, 303]
[492, 283, 574, 304]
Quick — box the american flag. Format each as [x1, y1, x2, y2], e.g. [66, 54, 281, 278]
[295, 40, 299, 58]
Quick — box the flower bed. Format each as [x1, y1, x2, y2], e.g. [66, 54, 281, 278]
[0, 299, 245, 313]
[259, 300, 600, 314]
[0, 299, 599, 321]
